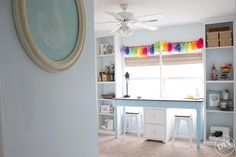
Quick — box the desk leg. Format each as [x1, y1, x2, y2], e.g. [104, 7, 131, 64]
[114, 106, 119, 138]
[122, 106, 126, 135]
[114, 106, 125, 138]
[196, 108, 202, 149]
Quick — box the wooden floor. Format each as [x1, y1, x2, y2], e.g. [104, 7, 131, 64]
[99, 134, 235, 157]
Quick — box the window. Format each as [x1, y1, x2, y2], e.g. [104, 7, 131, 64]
[126, 65, 160, 98]
[162, 64, 203, 98]
[125, 53, 203, 99]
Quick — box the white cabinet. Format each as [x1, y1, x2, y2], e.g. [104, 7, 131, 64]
[144, 108, 172, 143]
[95, 34, 123, 134]
[204, 20, 235, 142]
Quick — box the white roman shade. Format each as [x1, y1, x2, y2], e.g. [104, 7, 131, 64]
[125, 52, 202, 67]
[125, 55, 160, 67]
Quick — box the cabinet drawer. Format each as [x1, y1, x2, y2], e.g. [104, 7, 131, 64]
[144, 124, 165, 140]
[144, 108, 165, 124]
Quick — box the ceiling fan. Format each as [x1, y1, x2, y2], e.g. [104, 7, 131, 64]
[97, 4, 163, 36]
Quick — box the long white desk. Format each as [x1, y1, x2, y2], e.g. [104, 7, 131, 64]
[113, 97, 204, 148]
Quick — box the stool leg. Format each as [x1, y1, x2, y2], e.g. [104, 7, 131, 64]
[172, 119, 176, 142]
[190, 117, 194, 143]
[176, 119, 180, 138]
[173, 118, 179, 142]
[187, 118, 193, 144]
[137, 114, 141, 137]
[123, 114, 126, 135]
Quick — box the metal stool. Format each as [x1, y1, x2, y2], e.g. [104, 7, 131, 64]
[172, 115, 194, 144]
[123, 112, 142, 137]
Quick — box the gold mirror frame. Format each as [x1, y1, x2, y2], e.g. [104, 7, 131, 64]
[12, 0, 86, 72]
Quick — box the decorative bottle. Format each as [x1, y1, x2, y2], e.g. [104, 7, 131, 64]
[211, 63, 217, 80]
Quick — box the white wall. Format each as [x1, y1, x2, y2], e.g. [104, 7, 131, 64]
[122, 23, 204, 138]
[0, 0, 98, 157]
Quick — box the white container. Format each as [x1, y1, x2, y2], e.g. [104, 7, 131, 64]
[222, 90, 229, 100]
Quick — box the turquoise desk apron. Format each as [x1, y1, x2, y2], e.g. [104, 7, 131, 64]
[113, 98, 204, 149]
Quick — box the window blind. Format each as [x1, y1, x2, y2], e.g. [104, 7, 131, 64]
[125, 52, 202, 67]
[125, 56, 160, 67]
[162, 53, 202, 65]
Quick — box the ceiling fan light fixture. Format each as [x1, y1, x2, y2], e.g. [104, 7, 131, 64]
[117, 25, 133, 36]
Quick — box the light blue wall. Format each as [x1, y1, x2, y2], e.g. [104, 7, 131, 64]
[122, 23, 203, 46]
[234, 10, 236, 142]
[0, 0, 98, 157]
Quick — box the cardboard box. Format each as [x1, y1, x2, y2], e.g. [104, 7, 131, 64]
[207, 32, 219, 40]
[219, 31, 232, 39]
[207, 39, 219, 47]
[220, 38, 232, 46]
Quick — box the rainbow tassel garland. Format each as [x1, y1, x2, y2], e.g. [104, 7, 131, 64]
[121, 38, 203, 57]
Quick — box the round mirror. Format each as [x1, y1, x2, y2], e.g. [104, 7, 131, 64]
[12, 0, 86, 72]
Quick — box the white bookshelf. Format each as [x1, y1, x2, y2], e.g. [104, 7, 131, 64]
[204, 19, 235, 142]
[97, 98, 113, 101]
[205, 46, 234, 50]
[95, 33, 123, 135]
[206, 109, 234, 114]
[206, 80, 234, 84]
[98, 112, 114, 116]
[97, 81, 116, 84]
[98, 129, 115, 135]
[97, 54, 115, 58]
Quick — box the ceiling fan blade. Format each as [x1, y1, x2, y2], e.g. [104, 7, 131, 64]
[105, 11, 124, 21]
[135, 14, 164, 23]
[134, 22, 158, 31]
[95, 20, 119, 25]
[110, 24, 122, 33]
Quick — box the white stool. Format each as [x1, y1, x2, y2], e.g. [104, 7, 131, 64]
[123, 112, 142, 137]
[172, 115, 193, 144]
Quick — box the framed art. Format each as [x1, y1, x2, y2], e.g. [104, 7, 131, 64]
[209, 93, 220, 106]
[101, 105, 112, 113]
[207, 90, 221, 109]
[12, 0, 86, 72]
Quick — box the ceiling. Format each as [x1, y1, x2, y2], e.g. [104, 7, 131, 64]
[94, 0, 235, 33]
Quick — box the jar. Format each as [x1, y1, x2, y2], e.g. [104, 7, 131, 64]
[222, 90, 229, 100]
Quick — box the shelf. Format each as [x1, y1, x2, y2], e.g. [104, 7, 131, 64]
[97, 54, 114, 58]
[206, 46, 234, 50]
[97, 98, 113, 101]
[203, 140, 234, 146]
[207, 109, 234, 114]
[97, 81, 115, 84]
[98, 112, 114, 116]
[98, 129, 115, 135]
[206, 80, 234, 84]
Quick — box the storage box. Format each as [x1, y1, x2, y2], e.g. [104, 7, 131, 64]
[207, 39, 219, 47]
[220, 38, 232, 46]
[100, 72, 113, 82]
[219, 31, 232, 39]
[207, 32, 219, 40]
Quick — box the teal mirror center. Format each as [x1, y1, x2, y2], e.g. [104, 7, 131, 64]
[27, 0, 78, 61]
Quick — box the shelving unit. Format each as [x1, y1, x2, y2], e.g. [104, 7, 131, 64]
[206, 110, 234, 114]
[95, 33, 123, 135]
[206, 80, 234, 83]
[204, 19, 235, 142]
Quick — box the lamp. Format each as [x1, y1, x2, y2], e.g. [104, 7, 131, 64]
[124, 72, 130, 97]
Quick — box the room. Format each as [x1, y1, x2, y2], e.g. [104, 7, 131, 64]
[94, 0, 236, 157]
[0, 0, 235, 157]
